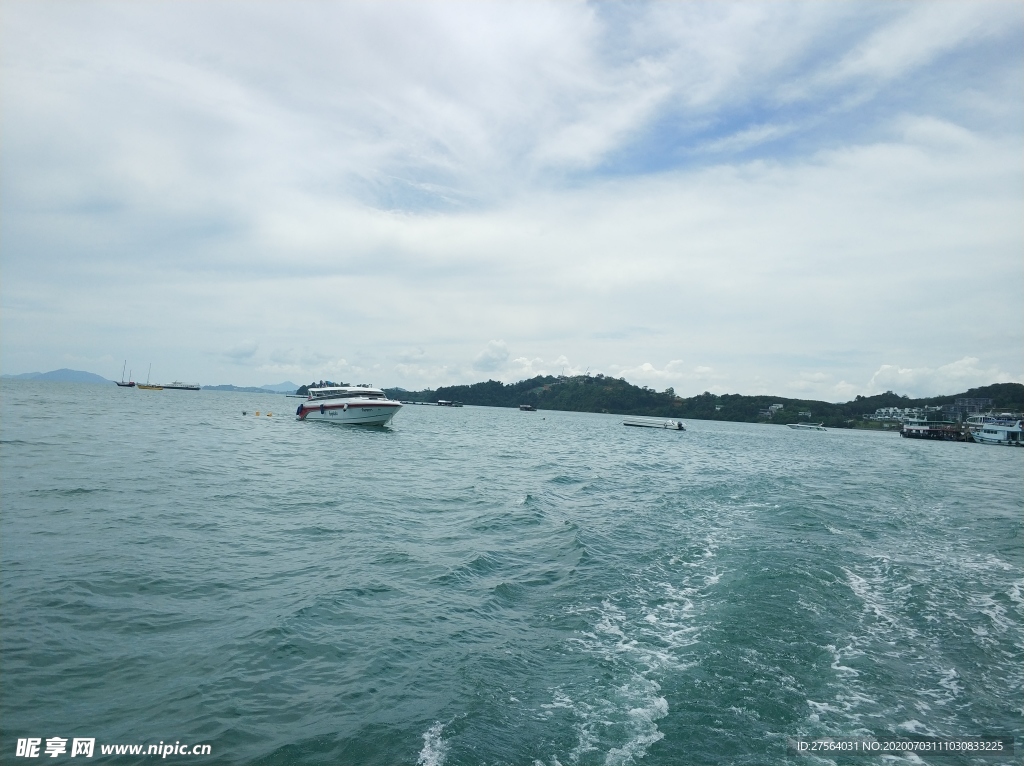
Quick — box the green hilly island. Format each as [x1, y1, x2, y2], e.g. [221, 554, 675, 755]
[384, 376, 1023, 428]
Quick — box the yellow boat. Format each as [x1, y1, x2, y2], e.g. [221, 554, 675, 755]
[138, 364, 162, 390]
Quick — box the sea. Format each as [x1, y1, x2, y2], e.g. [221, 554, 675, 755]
[1, 381, 1021, 765]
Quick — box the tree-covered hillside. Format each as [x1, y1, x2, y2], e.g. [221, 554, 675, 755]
[385, 377, 1023, 428]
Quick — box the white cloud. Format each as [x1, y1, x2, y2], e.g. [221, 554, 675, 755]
[825, 5, 1005, 86]
[223, 340, 259, 361]
[864, 357, 1018, 399]
[703, 122, 798, 154]
[503, 355, 583, 380]
[1, 2, 1020, 395]
[608, 361, 728, 392]
[472, 340, 510, 372]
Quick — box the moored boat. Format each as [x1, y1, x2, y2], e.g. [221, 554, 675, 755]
[295, 386, 402, 426]
[900, 418, 965, 441]
[965, 413, 1021, 436]
[972, 420, 1023, 446]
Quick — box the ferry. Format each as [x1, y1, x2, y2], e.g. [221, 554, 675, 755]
[972, 420, 1022, 446]
[295, 386, 402, 426]
[788, 422, 826, 431]
[164, 381, 200, 391]
[900, 418, 965, 441]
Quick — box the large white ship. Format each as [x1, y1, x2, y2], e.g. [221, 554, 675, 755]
[295, 386, 402, 426]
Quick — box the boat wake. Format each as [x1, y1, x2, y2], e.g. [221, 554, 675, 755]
[417, 721, 448, 766]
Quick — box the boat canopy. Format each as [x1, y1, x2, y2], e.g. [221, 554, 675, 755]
[308, 387, 386, 400]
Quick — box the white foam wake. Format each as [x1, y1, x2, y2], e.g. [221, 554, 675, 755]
[417, 722, 448, 766]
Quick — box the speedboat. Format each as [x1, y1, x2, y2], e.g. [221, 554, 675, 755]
[623, 417, 686, 430]
[788, 422, 826, 431]
[295, 386, 402, 426]
[972, 420, 1022, 446]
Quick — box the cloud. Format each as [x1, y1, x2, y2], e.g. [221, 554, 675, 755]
[504, 354, 582, 379]
[472, 340, 510, 372]
[0, 2, 1020, 394]
[396, 347, 429, 364]
[824, 5, 1007, 87]
[864, 357, 1018, 399]
[702, 122, 798, 154]
[223, 340, 259, 361]
[608, 361, 728, 392]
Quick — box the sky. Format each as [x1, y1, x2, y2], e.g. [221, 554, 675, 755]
[1, 1, 1022, 400]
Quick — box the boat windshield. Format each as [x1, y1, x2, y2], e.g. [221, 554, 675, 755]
[309, 388, 385, 400]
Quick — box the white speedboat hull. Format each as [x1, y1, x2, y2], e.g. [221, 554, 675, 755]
[297, 400, 401, 426]
[623, 417, 686, 430]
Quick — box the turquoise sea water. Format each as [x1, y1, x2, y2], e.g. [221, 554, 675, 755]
[1, 381, 1021, 765]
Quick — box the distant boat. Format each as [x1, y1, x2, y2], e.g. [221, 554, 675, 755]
[965, 413, 1021, 437]
[163, 381, 200, 391]
[138, 364, 162, 391]
[899, 418, 964, 441]
[788, 422, 826, 431]
[972, 420, 1022, 446]
[519, 404, 536, 411]
[115, 361, 135, 388]
[623, 417, 686, 430]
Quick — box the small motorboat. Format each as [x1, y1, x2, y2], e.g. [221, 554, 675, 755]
[787, 422, 826, 431]
[623, 417, 686, 430]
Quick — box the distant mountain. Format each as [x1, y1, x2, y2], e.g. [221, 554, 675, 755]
[1, 368, 111, 384]
[260, 381, 300, 393]
[203, 384, 290, 394]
